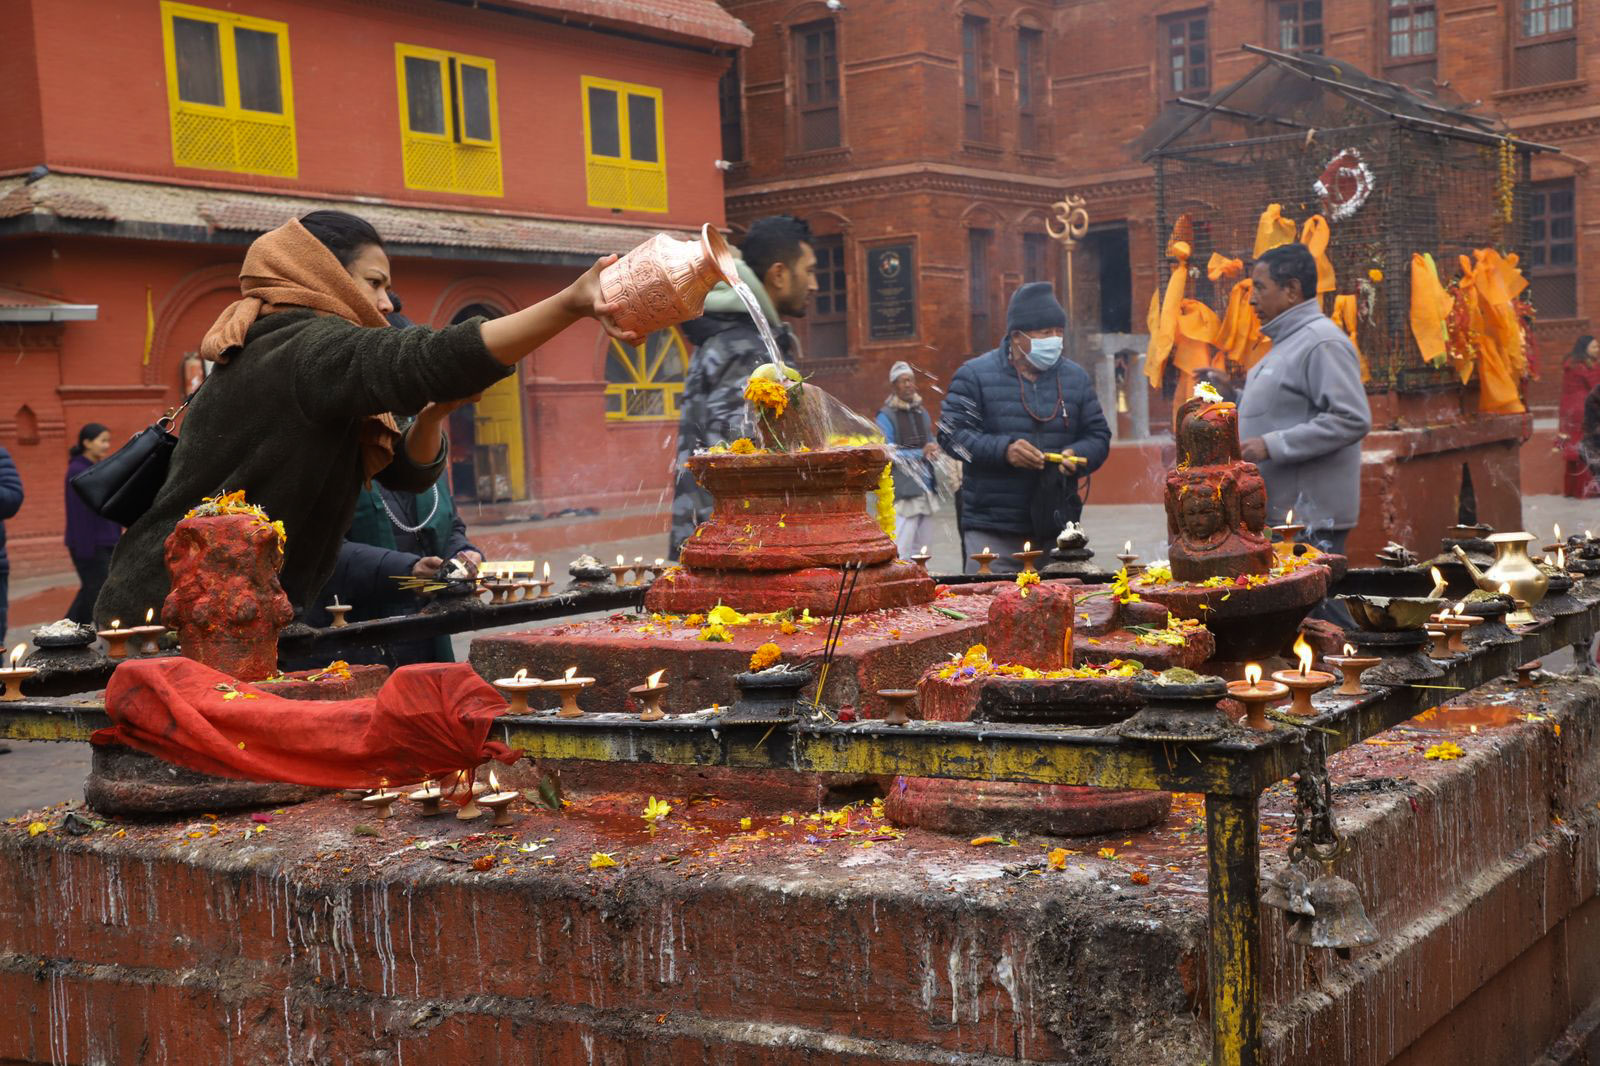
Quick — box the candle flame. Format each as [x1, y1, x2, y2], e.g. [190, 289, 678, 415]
[1285, 509, 1294, 525]
[487, 767, 500, 792]
[1558, 548, 1566, 569]
[1123, 540, 1132, 555]
[1554, 524, 1562, 542]
[1498, 581, 1511, 595]
[514, 668, 528, 682]
[1587, 530, 1594, 541]
[1244, 663, 1261, 686]
[1429, 566, 1446, 597]
[1343, 643, 1355, 657]
[564, 665, 578, 682]
[1293, 634, 1313, 676]
[145, 608, 155, 624]
[543, 561, 551, 579]
[919, 545, 928, 555]
[617, 554, 625, 566]
[8, 643, 25, 668]
[110, 619, 121, 630]
[1470, 724, 1478, 734]
[983, 545, 991, 554]
[647, 669, 665, 688]
[1022, 541, 1031, 552]
[332, 596, 340, 607]
[1454, 601, 1466, 616]
[655, 558, 664, 566]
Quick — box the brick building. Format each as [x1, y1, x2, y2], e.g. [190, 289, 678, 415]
[0, 0, 749, 573]
[720, 0, 1595, 491]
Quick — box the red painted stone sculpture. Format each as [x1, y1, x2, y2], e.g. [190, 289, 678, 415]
[161, 513, 294, 682]
[1166, 394, 1274, 581]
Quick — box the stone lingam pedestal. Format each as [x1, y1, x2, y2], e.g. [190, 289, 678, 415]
[1133, 393, 1331, 661]
[87, 511, 387, 816]
[884, 581, 1185, 838]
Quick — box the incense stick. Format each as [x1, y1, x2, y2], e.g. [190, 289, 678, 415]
[812, 562, 861, 709]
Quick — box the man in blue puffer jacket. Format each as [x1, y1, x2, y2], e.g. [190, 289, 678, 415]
[938, 282, 1111, 574]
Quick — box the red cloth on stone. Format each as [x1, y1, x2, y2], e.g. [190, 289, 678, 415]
[95, 658, 519, 788]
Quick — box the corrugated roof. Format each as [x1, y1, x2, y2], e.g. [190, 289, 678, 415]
[0, 173, 694, 263]
[497, 0, 751, 47]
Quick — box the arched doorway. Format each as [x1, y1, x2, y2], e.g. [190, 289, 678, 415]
[448, 303, 527, 502]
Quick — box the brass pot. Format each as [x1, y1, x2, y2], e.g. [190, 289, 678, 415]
[1453, 532, 1548, 611]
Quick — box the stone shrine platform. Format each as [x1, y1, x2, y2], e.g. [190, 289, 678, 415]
[2, 676, 1598, 1065]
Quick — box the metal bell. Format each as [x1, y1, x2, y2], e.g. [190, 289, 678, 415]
[1286, 870, 1380, 958]
[1262, 865, 1314, 917]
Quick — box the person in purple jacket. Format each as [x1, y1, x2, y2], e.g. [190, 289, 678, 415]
[65, 423, 121, 624]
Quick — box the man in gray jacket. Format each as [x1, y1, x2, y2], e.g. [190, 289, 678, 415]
[1239, 243, 1371, 558]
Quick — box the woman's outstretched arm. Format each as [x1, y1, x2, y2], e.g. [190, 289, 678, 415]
[478, 255, 637, 366]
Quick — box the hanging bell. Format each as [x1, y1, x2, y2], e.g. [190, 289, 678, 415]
[1286, 870, 1380, 959]
[1262, 864, 1314, 917]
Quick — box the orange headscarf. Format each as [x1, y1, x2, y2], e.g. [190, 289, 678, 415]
[200, 219, 402, 480]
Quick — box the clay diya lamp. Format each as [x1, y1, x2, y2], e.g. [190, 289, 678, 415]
[479, 769, 519, 827]
[1226, 664, 1287, 731]
[408, 781, 444, 817]
[1423, 625, 1453, 661]
[326, 598, 353, 628]
[1323, 643, 1382, 696]
[1428, 604, 1479, 654]
[910, 547, 932, 568]
[0, 643, 38, 702]
[450, 771, 488, 820]
[1271, 636, 1335, 718]
[1516, 661, 1541, 688]
[608, 555, 633, 587]
[648, 558, 667, 582]
[877, 688, 918, 727]
[1115, 540, 1141, 573]
[1270, 509, 1305, 545]
[127, 608, 166, 656]
[970, 547, 998, 576]
[1012, 541, 1044, 575]
[494, 669, 542, 714]
[544, 668, 593, 719]
[360, 784, 401, 820]
[487, 581, 520, 604]
[98, 619, 134, 660]
[534, 562, 555, 599]
[630, 670, 669, 722]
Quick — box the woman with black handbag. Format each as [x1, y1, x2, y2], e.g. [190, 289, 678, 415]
[64, 423, 122, 624]
[94, 210, 632, 627]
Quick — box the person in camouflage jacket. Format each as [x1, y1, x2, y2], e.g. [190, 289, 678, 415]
[669, 216, 817, 557]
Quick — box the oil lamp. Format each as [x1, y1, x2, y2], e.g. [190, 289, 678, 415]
[608, 555, 633, 587]
[969, 545, 997, 576]
[543, 666, 593, 719]
[1271, 635, 1335, 718]
[1516, 660, 1542, 688]
[128, 607, 166, 656]
[535, 561, 554, 598]
[1429, 602, 1480, 654]
[98, 618, 133, 659]
[493, 669, 542, 714]
[1423, 624, 1453, 660]
[1270, 508, 1305, 544]
[408, 780, 444, 816]
[0, 643, 38, 702]
[876, 688, 918, 726]
[910, 545, 932, 567]
[1115, 540, 1141, 573]
[453, 769, 486, 820]
[1324, 642, 1382, 696]
[630, 669, 669, 722]
[1226, 663, 1288, 730]
[360, 781, 400, 820]
[1012, 540, 1043, 575]
[326, 596, 353, 628]
[1428, 566, 1447, 599]
[479, 768, 520, 827]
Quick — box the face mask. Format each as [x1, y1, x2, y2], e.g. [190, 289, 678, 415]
[1023, 336, 1063, 371]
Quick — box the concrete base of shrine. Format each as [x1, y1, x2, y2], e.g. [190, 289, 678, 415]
[2, 677, 1599, 1065]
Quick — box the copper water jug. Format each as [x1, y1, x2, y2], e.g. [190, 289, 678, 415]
[598, 223, 736, 336]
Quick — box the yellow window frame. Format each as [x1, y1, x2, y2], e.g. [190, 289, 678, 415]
[394, 43, 504, 197]
[159, 1, 297, 178]
[605, 328, 687, 421]
[581, 75, 668, 213]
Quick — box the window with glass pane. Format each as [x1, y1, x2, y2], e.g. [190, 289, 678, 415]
[719, 56, 744, 162]
[1387, 0, 1436, 58]
[234, 28, 282, 112]
[969, 228, 993, 351]
[1018, 28, 1043, 150]
[795, 20, 840, 151]
[1527, 180, 1577, 317]
[172, 17, 224, 106]
[1513, 0, 1577, 85]
[405, 57, 446, 135]
[809, 236, 848, 360]
[1160, 13, 1208, 102]
[1522, 0, 1575, 36]
[628, 95, 659, 163]
[1274, 1, 1323, 55]
[581, 76, 666, 212]
[1023, 232, 1050, 284]
[397, 43, 501, 196]
[605, 329, 689, 421]
[458, 64, 492, 141]
[962, 16, 989, 142]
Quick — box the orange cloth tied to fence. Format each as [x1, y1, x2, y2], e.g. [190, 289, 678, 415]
[1253, 204, 1297, 258]
[1463, 249, 1528, 413]
[1409, 252, 1451, 367]
[1144, 227, 1193, 387]
[95, 658, 520, 788]
[1213, 279, 1271, 371]
[1207, 253, 1244, 282]
[1330, 294, 1370, 383]
[1298, 215, 1337, 295]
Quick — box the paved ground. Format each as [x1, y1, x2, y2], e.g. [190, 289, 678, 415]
[3, 494, 1594, 819]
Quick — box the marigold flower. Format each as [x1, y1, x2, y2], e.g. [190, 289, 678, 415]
[744, 377, 791, 418]
[748, 642, 782, 672]
[1368, 268, 1384, 283]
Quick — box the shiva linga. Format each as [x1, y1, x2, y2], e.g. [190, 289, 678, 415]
[360, 782, 401, 820]
[1454, 532, 1548, 625]
[1135, 389, 1330, 660]
[478, 769, 520, 827]
[969, 546, 998, 576]
[1324, 643, 1382, 696]
[127, 608, 166, 656]
[0, 643, 38, 702]
[629, 670, 669, 722]
[98, 619, 134, 660]
[1271, 636, 1335, 718]
[493, 669, 542, 714]
[1012, 541, 1044, 575]
[1226, 663, 1288, 731]
[542, 667, 594, 719]
[408, 781, 444, 816]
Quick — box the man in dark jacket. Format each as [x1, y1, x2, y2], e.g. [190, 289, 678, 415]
[0, 445, 21, 639]
[670, 215, 817, 557]
[938, 282, 1111, 574]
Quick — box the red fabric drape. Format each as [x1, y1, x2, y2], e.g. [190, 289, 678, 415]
[96, 658, 519, 788]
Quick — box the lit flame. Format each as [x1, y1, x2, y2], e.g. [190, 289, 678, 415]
[1587, 530, 1594, 541]
[634, 556, 643, 564]
[983, 545, 991, 555]
[655, 558, 664, 566]
[1293, 635, 1313, 677]
[543, 561, 551, 580]
[564, 665, 578, 682]
[487, 767, 500, 792]
[919, 545, 929, 555]
[1429, 566, 1446, 596]
[145, 608, 155, 624]
[513, 668, 528, 682]
[1470, 725, 1478, 735]
[1454, 601, 1466, 616]
[1558, 548, 1566, 569]
[1554, 523, 1562, 542]
[1123, 540, 1133, 555]
[1498, 581, 1511, 595]
[1343, 643, 1355, 657]
[109, 619, 121, 631]
[8, 643, 25, 669]
[647, 669, 665, 688]
[1285, 509, 1294, 525]
[617, 554, 625, 566]
[1022, 541, 1031, 552]
[1244, 663, 1262, 686]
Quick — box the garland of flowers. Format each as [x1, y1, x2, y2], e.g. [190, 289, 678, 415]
[1496, 137, 1517, 227]
[183, 490, 287, 554]
[875, 464, 895, 538]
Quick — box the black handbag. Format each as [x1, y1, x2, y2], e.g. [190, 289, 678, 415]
[70, 385, 200, 527]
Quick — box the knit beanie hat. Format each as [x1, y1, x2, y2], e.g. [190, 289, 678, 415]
[888, 360, 914, 384]
[1005, 281, 1067, 335]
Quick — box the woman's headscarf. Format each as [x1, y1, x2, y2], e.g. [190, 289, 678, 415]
[199, 219, 401, 480]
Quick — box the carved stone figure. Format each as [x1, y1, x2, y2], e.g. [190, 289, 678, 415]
[161, 513, 294, 681]
[1165, 395, 1274, 581]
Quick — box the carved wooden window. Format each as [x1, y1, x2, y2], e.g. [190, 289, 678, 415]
[1160, 12, 1209, 103]
[1017, 27, 1045, 151]
[1527, 180, 1577, 317]
[1272, 1, 1323, 55]
[962, 15, 992, 143]
[968, 228, 993, 351]
[719, 55, 744, 163]
[794, 20, 841, 151]
[809, 235, 848, 361]
[1512, 0, 1577, 87]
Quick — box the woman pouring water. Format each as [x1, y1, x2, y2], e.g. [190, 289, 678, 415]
[95, 210, 632, 626]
